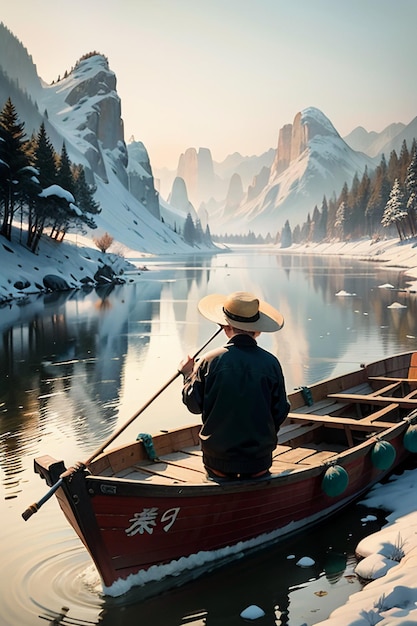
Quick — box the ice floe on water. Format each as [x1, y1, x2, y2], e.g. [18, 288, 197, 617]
[387, 302, 408, 309]
[335, 290, 357, 296]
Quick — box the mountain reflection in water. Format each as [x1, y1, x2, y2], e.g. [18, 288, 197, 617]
[1, 249, 416, 626]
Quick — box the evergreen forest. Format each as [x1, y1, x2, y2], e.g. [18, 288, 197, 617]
[279, 138, 417, 248]
[0, 98, 100, 254]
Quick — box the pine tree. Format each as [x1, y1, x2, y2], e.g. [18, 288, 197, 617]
[292, 224, 301, 243]
[300, 213, 311, 242]
[356, 167, 371, 235]
[310, 205, 321, 242]
[398, 140, 410, 183]
[204, 223, 212, 244]
[381, 178, 408, 239]
[57, 143, 75, 196]
[335, 201, 348, 239]
[347, 173, 361, 237]
[72, 164, 100, 226]
[280, 220, 292, 248]
[33, 122, 57, 187]
[387, 150, 399, 184]
[0, 98, 32, 239]
[183, 212, 196, 244]
[405, 146, 417, 236]
[194, 218, 204, 244]
[366, 155, 390, 236]
[327, 194, 338, 239]
[317, 196, 328, 241]
[49, 142, 77, 239]
[27, 122, 59, 251]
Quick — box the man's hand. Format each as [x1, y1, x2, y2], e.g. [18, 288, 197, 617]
[178, 355, 195, 378]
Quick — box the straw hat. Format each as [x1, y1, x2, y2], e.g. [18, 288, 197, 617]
[198, 291, 284, 333]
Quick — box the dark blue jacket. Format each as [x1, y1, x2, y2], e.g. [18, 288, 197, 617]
[182, 334, 290, 474]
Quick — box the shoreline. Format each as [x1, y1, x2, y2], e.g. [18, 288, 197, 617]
[3, 231, 417, 304]
[284, 237, 417, 290]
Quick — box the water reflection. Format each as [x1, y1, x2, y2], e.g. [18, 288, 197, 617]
[2, 249, 417, 626]
[2, 251, 417, 498]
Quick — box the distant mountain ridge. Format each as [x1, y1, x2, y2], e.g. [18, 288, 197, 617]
[155, 111, 417, 236]
[1, 21, 416, 244]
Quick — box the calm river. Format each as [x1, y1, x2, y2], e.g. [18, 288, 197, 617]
[1, 246, 417, 626]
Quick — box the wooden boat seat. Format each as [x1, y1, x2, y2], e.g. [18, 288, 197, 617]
[369, 376, 417, 385]
[287, 402, 399, 447]
[287, 409, 398, 431]
[328, 392, 417, 408]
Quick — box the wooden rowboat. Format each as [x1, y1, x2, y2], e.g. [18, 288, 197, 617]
[32, 351, 417, 593]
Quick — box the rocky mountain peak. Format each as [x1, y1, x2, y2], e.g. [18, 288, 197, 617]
[39, 53, 127, 184]
[176, 147, 215, 208]
[271, 107, 339, 179]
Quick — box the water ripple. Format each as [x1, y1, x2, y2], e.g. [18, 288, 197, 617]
[3, 525, 103, 626]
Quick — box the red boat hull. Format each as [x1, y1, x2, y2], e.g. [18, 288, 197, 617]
[37, 423, 410, 588]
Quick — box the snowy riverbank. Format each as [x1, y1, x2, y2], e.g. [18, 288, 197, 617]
[287, 236, 417, 291]
[313, 467, 417, 626]
[0, 229, 143, 305]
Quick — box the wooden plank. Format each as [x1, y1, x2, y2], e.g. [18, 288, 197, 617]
[271, 447, 340, 469]
[272, 445, 292, 458]
[120, 469, 186, 484]
[132, 462, 203, 483]
[368, 381, 402, 396]
[271, 458, 302, 472]
[291, 397, 348, 415]
[163, 456, 206, 474]
[298, 449, 341, 464]
[287, 411, 396, 431]
[327, 393, 417, 408]
[275, 447, 319, 463]
[369, 376, 417, 385]
[360, 403, 399, 423]
[278, 423, 322, 444]
[179, 447, 202, 457]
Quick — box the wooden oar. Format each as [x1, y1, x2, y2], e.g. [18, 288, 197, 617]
[22, 326, 222, 521]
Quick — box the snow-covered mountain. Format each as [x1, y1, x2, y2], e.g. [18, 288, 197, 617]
[207, 108, 376, 235]
[1, 22, 416, 243]
[160, 106, 417, 236]
[0, 24, 214, 255]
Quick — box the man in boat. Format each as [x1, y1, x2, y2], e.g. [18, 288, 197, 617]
[179, 291, 290, 480]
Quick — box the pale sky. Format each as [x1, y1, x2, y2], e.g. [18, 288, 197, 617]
[2, 0, 417, 169]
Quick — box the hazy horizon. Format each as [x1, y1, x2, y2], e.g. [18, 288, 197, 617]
[2, 0, 417, 170]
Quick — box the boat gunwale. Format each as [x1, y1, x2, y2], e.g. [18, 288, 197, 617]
[77, 418, 410, 498]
